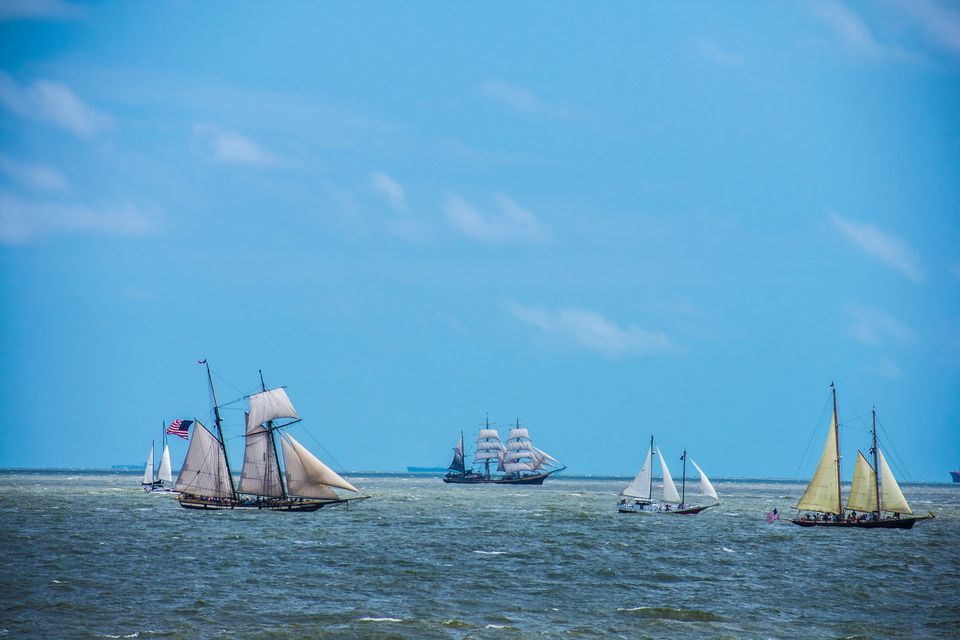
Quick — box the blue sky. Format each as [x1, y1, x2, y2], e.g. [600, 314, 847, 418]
[0, 1, 957, 481]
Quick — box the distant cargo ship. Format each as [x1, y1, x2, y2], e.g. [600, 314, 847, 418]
[406, 466, 447, 473]
[951, 470, 960, 483]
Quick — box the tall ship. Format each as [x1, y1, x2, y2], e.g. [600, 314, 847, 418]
[617, 435, 719, 514]
[141, 427, 174, 493]
[443, 419, 565, 485]
[791, 383, 933, 529]
[175, 361, 367, 511]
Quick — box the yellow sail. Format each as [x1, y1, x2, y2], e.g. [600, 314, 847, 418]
[845, 451, 878, 513]
[878, 449, 912, 514]
[795, 412, 841, 514]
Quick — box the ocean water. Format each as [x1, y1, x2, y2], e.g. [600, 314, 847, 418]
[0, 472, 958, 639]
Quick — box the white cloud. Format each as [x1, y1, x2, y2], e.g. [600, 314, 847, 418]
[370, 171, 407, 210]
[445, 193, 545, 243]
[0, 191, 154, 244]
[508, 303, 675, 358]
[896, 0, 960, 58]
[811, 1, 886, 56]
[843, 303, 918, 346]
[479, 80, 572, 117]
[830, 213, 923, 282]
[0, 73, 112, 138]
[0, 154, 69, 192]
[0, 0, 83, 21]
[192, 123, 278, 167]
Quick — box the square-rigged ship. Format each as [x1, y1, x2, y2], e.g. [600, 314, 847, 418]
[175, 362, 367, 511]
[443, 419, 565, 485]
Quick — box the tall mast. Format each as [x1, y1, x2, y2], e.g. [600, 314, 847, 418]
[151, 439, 156, 483]
[460, 429, 465, 477]
[832, 382, 842, 515]
[484, 414, 492, 479]
[871, 407, 881, 520]
[680, 448, 687, 506]
[649, 435, 655, 501]
[205, 360, 237, 499]
[260, 369, 287, 498]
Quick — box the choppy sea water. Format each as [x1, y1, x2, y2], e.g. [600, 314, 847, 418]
[0, 471, 958, 639]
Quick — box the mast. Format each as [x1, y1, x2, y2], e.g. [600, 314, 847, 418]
[680, 448, 687, 506]
[205, 359, 237, 499]
[871, 407, 881, 520]
[460, 429, 465, 477]
[151, 439, 156, 483]
[649, 435, 655, 501]
[260, 369, 288, 498]
[484, 414, 491, 479]
[832, 382, 843, 516]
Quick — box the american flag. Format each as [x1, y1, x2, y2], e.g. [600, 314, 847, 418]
[166, 419, 192, 440]
[766, 508, 780, 524]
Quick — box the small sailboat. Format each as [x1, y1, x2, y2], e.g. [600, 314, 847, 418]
[141, 427, 175, 493]
[790, 383, 934, 529]
[175, 362, 367, 511]
[617, 435, 719, 514]
[443, 418, 565, 485]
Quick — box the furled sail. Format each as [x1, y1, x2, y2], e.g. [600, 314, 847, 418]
[175, 421, 234, 498]
[795, 413, 841, 514]
[281, 433, 360, 499]
[247, 388, 299, 429]
[878, 450, 911, 514]
[657, 447, 682, 503]
[689, 459, 719, 502]
[157, 444, 173, 483]
[475, 429, 504, 462]
[621, 446, 653, 499]
[142, 445, 155, 484]
[238, 414, 284, 497]
[845, 451, 878, 513]
[448, 433, 466, 473]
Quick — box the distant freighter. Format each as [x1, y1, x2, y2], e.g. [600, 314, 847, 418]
[951, 470, 960, 483]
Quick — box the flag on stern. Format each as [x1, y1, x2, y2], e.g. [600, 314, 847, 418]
[766, 508, 780, 524]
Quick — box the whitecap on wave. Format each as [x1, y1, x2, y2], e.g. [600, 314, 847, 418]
[473, 550, 505, 555]
[358, 617, 402, 623]
[722, 547, 735, 553]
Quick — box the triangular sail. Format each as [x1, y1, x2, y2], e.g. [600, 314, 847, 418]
[142, 445, 154, 485]
[795, 412, 841, 514]
[174, 421, 234, 498]
[621, 446, 652, 499]
[448, 433, 465, 473]
[247, 387, 299, 429]
[845, 451, 878, 513]
[282, 433, 360, 498]
[689, 459, 719, 502]
[878, 450, 912, 514]
[157, 444, 173, 483]
[657, 447, 682, 503]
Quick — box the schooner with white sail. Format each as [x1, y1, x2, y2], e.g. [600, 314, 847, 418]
[141, 425, 174, 493]
[443, 418, 565, 485]
[175, 362, 367, 511]
[618, 435, 719, 514]
[791, 383, 933, 529]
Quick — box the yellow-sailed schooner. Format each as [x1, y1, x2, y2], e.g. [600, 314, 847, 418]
[791, 383, 934, 529]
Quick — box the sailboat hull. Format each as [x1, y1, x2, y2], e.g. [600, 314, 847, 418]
[442, 470, 560, 485]
[790, 513, 934, 529]
[177, 495, 364, 512]
[618, 503, 715, 515]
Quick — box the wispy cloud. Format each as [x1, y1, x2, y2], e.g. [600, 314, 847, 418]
[698, 40, 742, 65]
[508, 303, 675, 358]
[843, 303, 918, 346]
[445, 193, 545, 244]
[0, 0, 83, 21]
[0, 73, 111, 138]
[192, 123, 278, 167]
[0, 154, 69, 192]
[479, 80, 570, 116]
[865, 356, 903, 379]
[896, 0, 960, 59]
[810, 1, 886, 56]
[0, 191, 154, 244]
[830, 213, 923, 282]
[370, 171, 407, 211]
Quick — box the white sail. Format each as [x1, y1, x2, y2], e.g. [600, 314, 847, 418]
[795, 412, 842, 514]
[247, 387, 299, 429]
[504, 449, 536, 463]
[657, 447, 682, 503]
[478, 429, 499, 439]
[878, 449, 912, 515]
[475, 429, 504, 462]
[689, 459, 718, 502]
[503, 461, 535, 473]
[282, 433, 360, 498]
[846, 451, 878, 513]
[174, 421, 234, 498]
[238, 428, 284, 497]
[534, 447, 560, 467]
[508, 427, 530, 440]
[157, 444, 173, 483]
[621, 446, 652, 499]
[142, 445, 154, 484]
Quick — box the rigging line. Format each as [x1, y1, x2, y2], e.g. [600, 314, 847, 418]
[299, 425, 350, 475]
[793, 393, 833, 480]
[876, 415, 915, 483]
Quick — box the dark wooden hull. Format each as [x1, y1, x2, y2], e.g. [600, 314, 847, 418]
[790, 513, 934, 529]
[442, 470, 560, 485]
[618, 503, 716, 515]
[177, 495, 367, 512]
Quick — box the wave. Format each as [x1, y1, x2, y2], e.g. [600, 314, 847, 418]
[358, 617, 403, 623]
[473, 550, 505, 555]
[617, 606, 724, 622]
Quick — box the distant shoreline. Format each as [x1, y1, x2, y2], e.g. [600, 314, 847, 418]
[0, 468, 953, 485]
